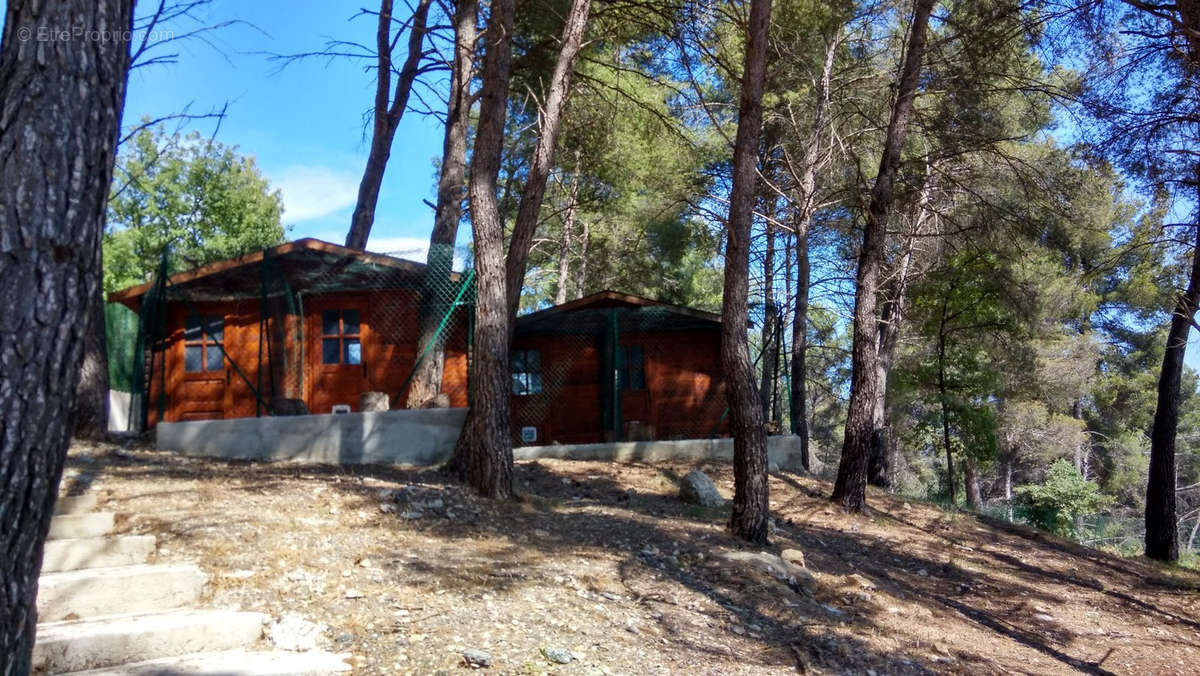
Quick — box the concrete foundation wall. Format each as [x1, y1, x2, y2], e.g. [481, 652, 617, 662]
[157, 409, 805, 471]
[515, 435, 806, 470]
[155, 408, 468, 465]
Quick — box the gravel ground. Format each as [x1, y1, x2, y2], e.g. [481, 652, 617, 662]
[60, 440, 1200, 675]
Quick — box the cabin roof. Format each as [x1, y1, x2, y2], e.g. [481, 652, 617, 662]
[515, 290, 721, 336]
[108, 238, 442, 308]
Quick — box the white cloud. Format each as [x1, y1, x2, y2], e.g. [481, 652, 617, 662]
[274, 166, 359, 223]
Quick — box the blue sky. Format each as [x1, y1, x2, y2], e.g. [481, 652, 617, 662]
[120, 0, 452, 258]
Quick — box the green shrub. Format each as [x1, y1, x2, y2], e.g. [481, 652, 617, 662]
[1015, 459, 1113, 538]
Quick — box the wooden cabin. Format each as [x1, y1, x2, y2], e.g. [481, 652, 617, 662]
[109, 239, 471, 427]
[110, 242, 729, 442]
[510, 291, 729, 445]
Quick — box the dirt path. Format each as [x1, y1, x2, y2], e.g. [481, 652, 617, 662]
[61, 442, 1200, 675]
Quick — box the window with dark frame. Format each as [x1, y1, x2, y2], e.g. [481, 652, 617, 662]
[511, 349, 543, 395]
[322, 309, 362, 365]
[184, 315, 224, 373]
[618, 345, 645, 391]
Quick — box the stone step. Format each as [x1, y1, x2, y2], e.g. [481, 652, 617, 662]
[38, 564, 208, 622]
[55, 494, 99, 515]
[62, 649, 353, 675]
[42, 536, 156, 573]
[48, 513, 116, 540]
[33, 609, 269, 673]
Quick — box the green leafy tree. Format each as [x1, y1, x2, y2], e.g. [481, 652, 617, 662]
[1016, 459, 1114, 538]
[104, 123, 285, 293]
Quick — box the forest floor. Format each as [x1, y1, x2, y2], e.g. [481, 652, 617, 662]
[60, 440, 1200, 675]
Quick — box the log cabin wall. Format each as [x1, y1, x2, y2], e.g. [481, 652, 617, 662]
[147, 290, 470, 424]
[510, 326, 729, 445]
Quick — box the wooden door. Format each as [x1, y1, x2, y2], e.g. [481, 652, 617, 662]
[308, 298, 369, 413]
[617, 344, 653, 439]
[176, 311, 228, 421]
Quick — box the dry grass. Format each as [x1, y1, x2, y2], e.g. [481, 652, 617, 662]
[62, 440, 1200, 675]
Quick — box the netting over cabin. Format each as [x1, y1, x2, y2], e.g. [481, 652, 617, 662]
[107, 240, 733, 445]
[108, 239, 473, 429]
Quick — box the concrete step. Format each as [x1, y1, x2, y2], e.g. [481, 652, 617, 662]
[33, 609, 269, 673]
[56, 494, 99, 515]
[48, 513, 116, 540]
[42, 536, 156, 573]
[39, 564, 208, 622]
[61, 649, 353, 675]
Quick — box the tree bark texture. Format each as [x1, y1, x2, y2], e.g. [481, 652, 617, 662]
[723, 0, 773, 544]
[503, 0, 592, 319]
[831, 0, 934, 512]
[1144, 173, 1200, 562]
[0, 0, 133, 668]
[964, 456, 982, 511]
[73, 294, 111, 439]
[345, 0, 432, 251]
[447, 0, 516, 497]
[406, 0, 477, 409]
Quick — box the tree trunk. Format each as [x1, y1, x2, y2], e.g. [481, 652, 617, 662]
[724, 0, 773, 544]
[554, 155, 582, 305]
[868, 166, 929, 487]
[446, 0, 516, 496]
[964, 456, 982, 511]
[787, 31, 837, 473]
[831, 0, 934, 512]
[577, 217, 591, 300]
[1005, 458, 1014, 521]
[759, 216, 778, 423]
[938, 294, 957, 506]
[74, 296, 111, 439]
[406, 0, 477, 409]
[503, 0, 593, 319]
[345, 0, 432, 250]
[0, 0, 133, 667]
[1144, 172, 1200, 562]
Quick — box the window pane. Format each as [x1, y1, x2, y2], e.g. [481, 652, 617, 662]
[203, 316, 223, 342]
[342, 309, 360, 336]
[344, 338, 362, 365]
[205, 345, 223, 371]
[527, 350, 540, 371]
[512, 373, 527, 395]
[322, 338, 340, 364]
[322, 310, 340, 336]
[631, 366, 645, 390]
[184, 345, 202, 372]
[511, 350, 525, 372]
[528, 372, 543, 394]
[629, 346, 643, 367]
[184, 316, 202, 342]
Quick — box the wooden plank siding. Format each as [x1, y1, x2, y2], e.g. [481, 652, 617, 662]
[146, 291, 469, 424]
[510, 328, 729, 445]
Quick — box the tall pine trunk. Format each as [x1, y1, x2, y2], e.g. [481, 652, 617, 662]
[788, 31, 837, 472]
[406, 0, 478, 409]
[0, 0, 133, 667]
[554, 155, 582, 305]
[868, 168, 929, 487]
[832, 0, 934, 512]
[503, 0, 593, 319]
[345, 0, 432, 250]
[759, 215, 778, 423]
[448, 0, 516, 496]
[1145, 173, 1200, 561]
[724, 0, 773, 543]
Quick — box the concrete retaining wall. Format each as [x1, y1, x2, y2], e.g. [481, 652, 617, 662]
[155, 408, 468, 465]
[515, 435, 806, 470]
[157, 409, 805, 471]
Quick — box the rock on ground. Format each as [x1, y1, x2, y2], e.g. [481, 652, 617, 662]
[679, 471, 723, 507]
